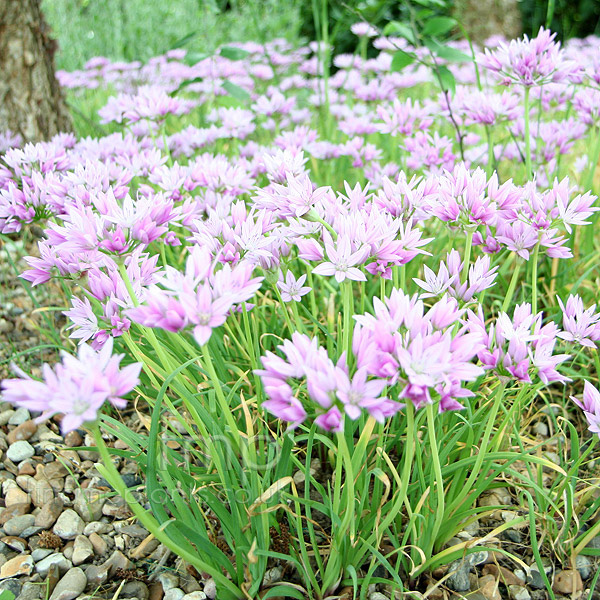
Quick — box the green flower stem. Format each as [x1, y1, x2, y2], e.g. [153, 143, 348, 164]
[117, 260, 174, 377]
[201, 343, 241, 449]
[524, 86, 532, 180]
[89, 424, 242, 598]
[585, 125, 600, 191]
[290, 300, 305, 334]
[425, 402, 445, 555]
[272, 283, 296, 334]
[531, 242, 540, 317]
[461, 227, 475, 282]
[446, 382, 506, 516]
[341, 280, 354, 362]
[307, 210, 337, 239]
[501, 257, 523, 313]
[486, 127, 494, 178]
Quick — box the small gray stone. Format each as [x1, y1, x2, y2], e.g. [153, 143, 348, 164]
[0, 578, 21, 598]
[158, 572, 180, 591]
[369, 594, 389, 600]
[84, 563, 109, 586]
[508, 585, 531, 600]
[446, 550, 488, 592]
[31, 548, 53, 562]
[122, 581, 150, 600]
[203, 579, 216, 600]
[183, 593, 207, 600]
[53, 509, 84, 540]
[35, 553, 72, 577]
[20, 526, 44, 538]
[72, 535, 94, 566]
[49, 567, 87, 600]
[3, 514, 35, 536]
[103, 550, 133, 576]
[19, 581, 42, 600]
[0, 411, 14, 427]
[262, 566, 283, 586]
[6, 440, 34, 463]
[35, 498, 64, 529]
[73, 488, 106, 523]
[575, 554, 592, 579]
[8, 408, 30, 426]
[527, 567, 548, 589]
[164, 589, 185, 600]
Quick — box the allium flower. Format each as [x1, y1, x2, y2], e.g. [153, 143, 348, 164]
[478, 27, 581, 87]
[557, 295, 600, 348]
[312, 232, 369, 283]
[277, 271, 311, 302]
[571, 381, 600, 435]
[351, 22, 378, 38]
[1, 338, 141, 433]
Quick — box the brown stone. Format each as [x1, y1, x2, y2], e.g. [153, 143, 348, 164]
[17, 462, 36, 476]
[479, 574, 501, 600]
[7, 420, 37, 445]
[88, 532, 108, 556]
[130, 534, 159, 559]
[0, 502, 31, 525]
[148, 582, 164, 600]
[63, 431, 83, 447]
[41, 461, 69, 480]
[31, 479, 54, 508]
[5, 485, 30, 507]
[1, 536, 27, 552]
[482, 564, 525, 586]
[35, 498, 64, 529]
[0, 554, 34, 579]
[552, 569, 583, 594]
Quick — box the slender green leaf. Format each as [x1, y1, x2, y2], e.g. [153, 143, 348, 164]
[391, 50, 416, 72]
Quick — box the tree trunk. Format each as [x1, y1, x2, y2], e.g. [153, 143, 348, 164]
[453, 0, 522, 45]
[0, 0, 72, 143]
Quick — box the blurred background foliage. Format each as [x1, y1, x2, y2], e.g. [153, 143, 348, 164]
[43, 0, 600, 71]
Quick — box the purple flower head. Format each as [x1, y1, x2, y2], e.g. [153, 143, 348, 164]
[1, 338, 141, 433]
[277, 270, 311, 302]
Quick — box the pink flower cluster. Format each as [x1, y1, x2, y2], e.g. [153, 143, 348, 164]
[1, 339, 141, 433]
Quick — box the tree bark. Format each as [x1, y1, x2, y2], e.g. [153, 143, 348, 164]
[0, 0, 72, 143]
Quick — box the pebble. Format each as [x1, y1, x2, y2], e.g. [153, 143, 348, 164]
[482, 564, 525, 586]
[0, 578, 21, 598]
[575, 554, 592, 579]
[35, 498, 64, 528]
[164, 589, 185, 600]
[158, 571, 180, 591]
[84, 563, 109, 586]
[262, 566, 283, 586]
[35, 553, 72, 577]
[533, 421, 548, 437]
[203, 579, 216, 599]
[0, 411, 14, 427]
[0, 503, 30, 525]
[53, 509, 85, 540]
[49, 567, 87, 600]
[0, 554, 34, 579]
[149, 582, 165, 600]
[73, 488, 106, 522]
[130, 534, 159, 559]
[122, 581, 150, 600]
[103, 549, 133, 576]
[20, 581, 42, 600]
[72, 535, 94, 565]
[446, 552, 488, 592]
[552, 569, 583, 594]
[369, 594, 389, 600]
[5, 486, 30, 508]
[31, 548, 54, 562]
[83, 521, 111, 535]
[478, 574, 500, 600]
[7, 420, 37, 445]
[182, 593, 207, 600]
[2, 536, 27, 552]
[63, 431, 83, 447]
[31, 480, 54, 508]
[6, 440, 35, 463]
[88, 532, 108, 555]
[8, 408, 30, 426]
[3, 514, 35, 536]
[508, 585, 531, 600]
